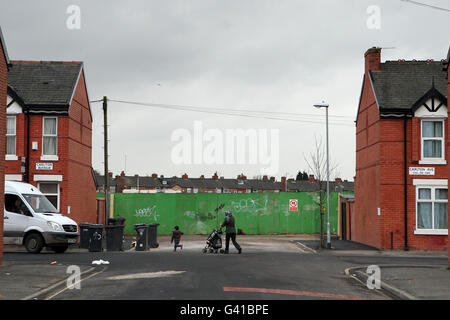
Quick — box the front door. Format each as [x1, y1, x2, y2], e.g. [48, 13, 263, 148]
[341, 202, 347, 240]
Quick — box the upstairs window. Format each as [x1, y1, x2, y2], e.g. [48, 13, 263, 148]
[6, 116, 16, 155]
[43, 117, 57, 156]
[421, 120, 444, 160]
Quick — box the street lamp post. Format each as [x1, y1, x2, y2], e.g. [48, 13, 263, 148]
[314, 101, 331, 249]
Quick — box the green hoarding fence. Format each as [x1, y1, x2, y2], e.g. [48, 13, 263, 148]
[113, 192, 347, 236]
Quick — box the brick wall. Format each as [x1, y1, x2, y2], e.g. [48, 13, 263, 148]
[0, 39, 7, 265]
[66, 70, 97, 224]
[354, 53, 382, 248]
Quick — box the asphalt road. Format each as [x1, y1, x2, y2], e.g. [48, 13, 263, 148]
[2, 235, 448, 301]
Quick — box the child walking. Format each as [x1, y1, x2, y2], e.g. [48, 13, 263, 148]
[171, 226, 184, 252]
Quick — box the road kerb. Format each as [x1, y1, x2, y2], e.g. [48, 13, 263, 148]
[344, 265, 440, 300]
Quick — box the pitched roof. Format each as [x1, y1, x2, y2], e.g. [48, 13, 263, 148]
[247, 179, 282, 191]
[8, 61, 83, 112]
[122, 176, 162, 188]
[369, 60, 447, 115]
[94, 175, 117, 187]
[287, 180, 354, 192]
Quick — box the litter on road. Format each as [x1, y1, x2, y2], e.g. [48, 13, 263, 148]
[92, 259, 110, 265]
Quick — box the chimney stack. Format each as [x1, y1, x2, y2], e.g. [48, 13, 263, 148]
[151, 173, 158, 178]
[335, 178, 342, 183]
[308, 175, 316, 183]
[270, 177, 275, 182]
[182, 173, 188, 180]
[212, 173, 219, 180]
[365, 47, 381, 73]
[262, 175, 268, 181]
[237, 174, 247, 180]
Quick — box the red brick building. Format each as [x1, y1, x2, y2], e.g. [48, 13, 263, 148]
[446, 48, 450, 263]
[0, 27, 10, 265]
[355, 47, 448, 251]
[5, 61, 97, 225]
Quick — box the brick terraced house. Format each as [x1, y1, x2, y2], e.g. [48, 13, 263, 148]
[5, 61, 97, 224]
[446, 49, 450, 264]
[0, 27, 10, 264]
[355, 47, 449, 251]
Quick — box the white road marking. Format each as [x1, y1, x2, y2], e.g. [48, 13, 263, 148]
[107, 271, 186, 280]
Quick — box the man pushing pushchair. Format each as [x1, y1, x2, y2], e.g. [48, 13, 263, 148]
[220, 210, 242, 254]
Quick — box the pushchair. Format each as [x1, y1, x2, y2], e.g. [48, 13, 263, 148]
[202, 228, 225, 254]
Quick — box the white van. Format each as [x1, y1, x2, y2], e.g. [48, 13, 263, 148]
[3, 181, 79, 253]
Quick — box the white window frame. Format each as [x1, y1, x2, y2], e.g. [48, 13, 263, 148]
[41, 117, 58, 161]
[38, 182, 60, 211]
[413, 179, 448, 235]
[419, 119, 446, 165]
[6, 116, 17, 160]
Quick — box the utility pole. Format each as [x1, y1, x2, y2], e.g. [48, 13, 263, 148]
[103, 96, 109, 225]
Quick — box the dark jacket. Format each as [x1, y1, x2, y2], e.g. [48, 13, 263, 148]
[171, 230, 183, 242]
[221, 215, 236, 234]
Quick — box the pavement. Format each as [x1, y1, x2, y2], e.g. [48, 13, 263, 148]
[295, 237, 450, 300]
[0, 234, 448, 300]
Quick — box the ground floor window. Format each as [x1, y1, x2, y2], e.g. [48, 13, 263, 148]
[416, 186, 448, 230]
[38, 182, 60, 211]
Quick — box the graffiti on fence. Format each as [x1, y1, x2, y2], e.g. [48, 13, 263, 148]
[229, 198, 269, 215]
[134, 206, 159, 221]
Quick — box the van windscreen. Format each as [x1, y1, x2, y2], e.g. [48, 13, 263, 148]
[22, 194, 58, 213]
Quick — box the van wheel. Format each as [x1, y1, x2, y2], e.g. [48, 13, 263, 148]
[24, 233, 45, 254]
[50, 245, 69, 254]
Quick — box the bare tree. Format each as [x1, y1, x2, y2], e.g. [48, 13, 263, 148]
[303, 136, 339, 248]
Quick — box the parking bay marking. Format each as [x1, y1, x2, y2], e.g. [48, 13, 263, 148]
[22, 266, 105, 300]
[106, 271, 186, 281]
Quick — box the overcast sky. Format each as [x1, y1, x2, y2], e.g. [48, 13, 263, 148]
[1, 0, 449, 181]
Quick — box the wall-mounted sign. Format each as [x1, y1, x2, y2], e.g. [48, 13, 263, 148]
[289, 199, 298, 212]
[36, 163, 54, 171]
[409, 167, 435, 176]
